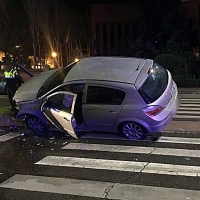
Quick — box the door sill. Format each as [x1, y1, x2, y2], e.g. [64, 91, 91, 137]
[75, 123, 91, 132]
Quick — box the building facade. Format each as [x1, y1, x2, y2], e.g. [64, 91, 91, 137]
[90, 0, 200, 56]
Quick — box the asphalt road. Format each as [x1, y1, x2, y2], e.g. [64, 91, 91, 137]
[0, 95, 9, 107]
[1, 92, 200, 199]
[0, 130, 200, 199]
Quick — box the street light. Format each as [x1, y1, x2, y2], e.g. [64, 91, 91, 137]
[52, 52, 57, 57]
[75, 58, 79, 62]
[52, 51, 57, 68]
[15, 45, 21, 63]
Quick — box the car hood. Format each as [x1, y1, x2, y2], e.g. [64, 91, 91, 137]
[14, 69, 59, 102]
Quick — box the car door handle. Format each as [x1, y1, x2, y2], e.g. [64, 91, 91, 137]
[63, 117, 70, 122]
[107, 110, 116, 114]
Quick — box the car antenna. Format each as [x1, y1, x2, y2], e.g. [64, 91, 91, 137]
[136, 59, 142, 70]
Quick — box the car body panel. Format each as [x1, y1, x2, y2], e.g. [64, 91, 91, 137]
[14, 69, 59, 102]
[16, 98, 50, 126]
[134, 59, 153, 90]
[113, 81, 179, 133]
[81, 83, 126, 132]
[82, 104, 124, 132]
[14, 57, 179, 139]
[64, 57, 147, 84]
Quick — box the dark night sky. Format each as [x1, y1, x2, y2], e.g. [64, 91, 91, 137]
[74, 0, 139, 4]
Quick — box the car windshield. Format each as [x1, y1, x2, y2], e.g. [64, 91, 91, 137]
[138, 63, 168, 104]
[36, 63, 76, 98]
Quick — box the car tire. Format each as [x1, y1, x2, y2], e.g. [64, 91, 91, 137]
[119, 122, 147, 140]
[25, 115, 49, 133]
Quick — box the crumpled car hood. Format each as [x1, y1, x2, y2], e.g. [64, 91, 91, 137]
[14, 69, 58, 102]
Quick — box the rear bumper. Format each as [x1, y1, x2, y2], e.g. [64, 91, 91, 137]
[148, 112, 173, 133]
[147, 83, 180, 133]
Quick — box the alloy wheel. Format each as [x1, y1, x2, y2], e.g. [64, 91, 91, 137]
[120, 122, 147, 140]
[25, 115, 48, 133]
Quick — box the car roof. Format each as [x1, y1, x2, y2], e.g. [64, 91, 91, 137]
[64, 57, 152, 84]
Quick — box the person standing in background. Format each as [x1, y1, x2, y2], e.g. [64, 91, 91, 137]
[3, 64, 19, 111]
[15, 69, 24, 88]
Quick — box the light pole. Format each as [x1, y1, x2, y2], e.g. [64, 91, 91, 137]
[15, 45, 20, 64]
[52, 51, 57, 68]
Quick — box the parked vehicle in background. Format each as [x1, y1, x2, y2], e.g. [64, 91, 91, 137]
[14, 57, 180, 140]
[0, 76, 7, 94]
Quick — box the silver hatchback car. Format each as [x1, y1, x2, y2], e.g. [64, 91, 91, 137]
[14, 57, 179, 140]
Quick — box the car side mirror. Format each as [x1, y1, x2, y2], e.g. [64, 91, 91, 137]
[43, 97, 48, 103]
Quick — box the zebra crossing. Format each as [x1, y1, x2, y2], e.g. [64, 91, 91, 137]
[173, 98, 200, 121]
[1, 132, 200, 199]
[0, 132, 20, 143]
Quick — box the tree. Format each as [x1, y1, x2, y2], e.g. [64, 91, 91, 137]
[154, 54, 182, 77]
[0, 0, 32, 67]
[128, 0, 200, 78]
[128, 0, 183, 58]
[22, 0, 45, 68]
[22, 0, 90, 67]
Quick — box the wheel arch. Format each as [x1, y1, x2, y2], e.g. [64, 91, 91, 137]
[115, 117, 150, 133]
[24, 114, 50, 133]
[17, 110, 50, 126]
[118, 121, 148, 140]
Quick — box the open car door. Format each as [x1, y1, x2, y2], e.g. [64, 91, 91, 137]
[41, 91, 78, 138]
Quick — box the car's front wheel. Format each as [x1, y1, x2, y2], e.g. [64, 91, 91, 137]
[119, 122, 147, 140]
[25, 115, 49, 133]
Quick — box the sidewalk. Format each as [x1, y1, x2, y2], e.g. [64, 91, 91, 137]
[178, 87, 200, 94]
[166, 88, 200, 132]
[164, 121, 200, 132]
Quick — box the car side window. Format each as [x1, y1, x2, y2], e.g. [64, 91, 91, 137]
[87, 86, 125, 105]
[60, 84, 84, 94]
[46, 93, 73, 113]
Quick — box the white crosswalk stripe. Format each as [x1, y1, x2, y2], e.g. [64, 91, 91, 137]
[1, 174, 200, 200]
[158, 136, 200, 144]
[62, 142, 200, 157]
[0, 132, 20, 142]
[36, 155, 200, 176]
[173, 98, 200, 120]
[1, 133, 200, 199]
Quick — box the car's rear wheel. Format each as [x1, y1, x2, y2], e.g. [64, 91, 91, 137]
[25, 115, 49, 133]
[119, 122, 147, 140]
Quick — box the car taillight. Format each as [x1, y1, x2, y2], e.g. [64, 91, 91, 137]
[147, 68, 153, 74]
[143, 106, 163, 116]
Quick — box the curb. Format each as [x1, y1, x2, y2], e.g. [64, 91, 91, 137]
[0, 113, 25, 127]
[161, 130, 200, 134]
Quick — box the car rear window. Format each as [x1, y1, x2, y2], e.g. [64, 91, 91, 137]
[138, 63, 168, 104]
